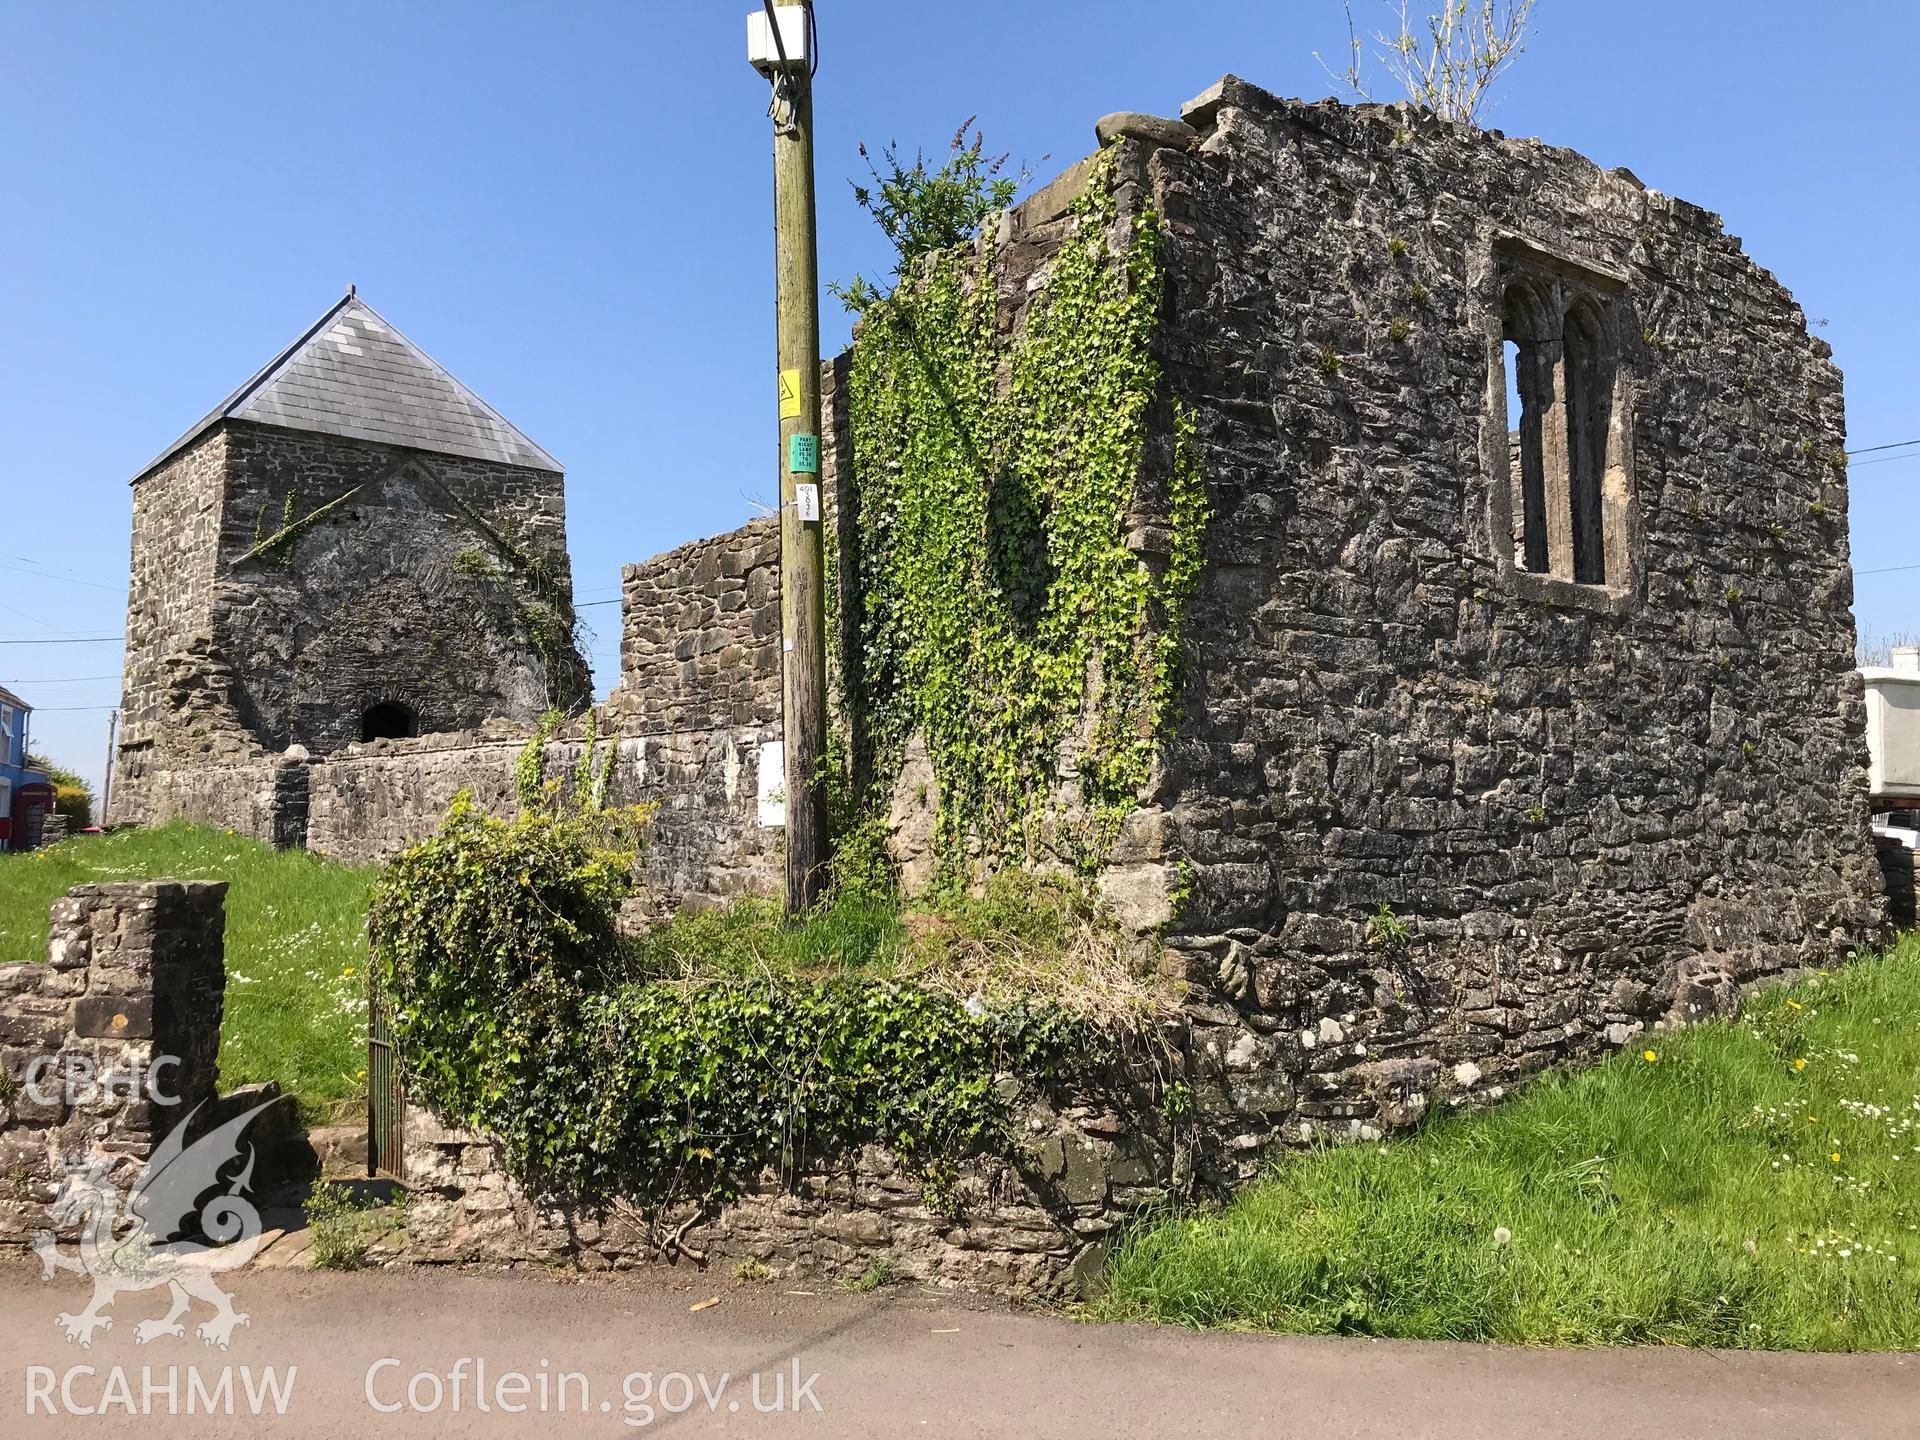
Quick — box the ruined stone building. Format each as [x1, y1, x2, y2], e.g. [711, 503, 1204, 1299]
[111, 291, 591, 844]
[107, 289, 781, 898]
[1045, 77, 1884, 1162]
[113, 77, 1886, 1217]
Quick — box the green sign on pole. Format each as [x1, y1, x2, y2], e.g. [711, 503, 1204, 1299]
[788, 433, 820, 475]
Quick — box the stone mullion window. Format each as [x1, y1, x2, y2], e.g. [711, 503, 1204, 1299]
[1511, 333, 1552, 574]
[1488, 239, 1637, 610]
[1565, 302, 1618, 586]
[1534, 334, 1578, 583]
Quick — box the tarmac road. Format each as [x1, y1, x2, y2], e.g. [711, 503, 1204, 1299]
[1, 1260, 1913, 1438]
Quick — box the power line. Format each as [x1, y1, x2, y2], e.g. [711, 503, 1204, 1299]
[0, 675, 120, 685]
[0, 598, 90, 641]
[0, 636, 122, 645]
[1849, 438, 1920, 457]
[0, 561, 122, 592]
[27, 704, 118, 712]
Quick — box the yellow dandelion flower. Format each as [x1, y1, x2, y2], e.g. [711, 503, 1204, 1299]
[1786, 1000, 1803, 1010]
[1831, 1152, 1841, 1164]
[1642, 1049, 1658, 1063]
[1795, 1059, 1808, 1070]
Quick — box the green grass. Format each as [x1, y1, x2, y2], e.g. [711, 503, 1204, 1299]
[0, 823, 373, 1121]
[1099, 940, 1920, 1350]
[626, 869, 1177, 1022]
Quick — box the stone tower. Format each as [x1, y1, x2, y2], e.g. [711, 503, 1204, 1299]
[111, 291, 589, 826]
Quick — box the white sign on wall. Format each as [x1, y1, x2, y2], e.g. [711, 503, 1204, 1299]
[757, 740, 786, 828]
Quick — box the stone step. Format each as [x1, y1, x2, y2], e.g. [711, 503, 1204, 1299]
[252, 1226, 314, 1270]
[307, 1124, 371, 1175]
[261, 1124, 370, 1182]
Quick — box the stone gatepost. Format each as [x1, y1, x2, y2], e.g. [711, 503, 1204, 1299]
[0, 881, 228, 1243]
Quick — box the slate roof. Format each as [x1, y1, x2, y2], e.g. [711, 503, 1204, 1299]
[134, 290, 562, 481]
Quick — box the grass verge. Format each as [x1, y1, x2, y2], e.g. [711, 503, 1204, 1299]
[0, 822, 373, 1121]
[624, 869, 1179, 1024]
[1097, 939, 1920, 1350]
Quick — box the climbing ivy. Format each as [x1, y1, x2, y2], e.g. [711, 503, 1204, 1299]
[514, 708, 562, 810]
[372, 796, 1097, 1208]
[845, 155, 1208, 877]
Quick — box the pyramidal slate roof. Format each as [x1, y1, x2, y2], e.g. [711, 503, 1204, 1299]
[135, 290, 561, 481]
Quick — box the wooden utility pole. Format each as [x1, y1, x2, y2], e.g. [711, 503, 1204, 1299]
[765, 4, 830, 913]
[99, 708, 117, 828]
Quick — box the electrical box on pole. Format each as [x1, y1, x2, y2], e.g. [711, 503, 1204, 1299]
[746, 6, 810, 73]
[747, 2, 830, 914]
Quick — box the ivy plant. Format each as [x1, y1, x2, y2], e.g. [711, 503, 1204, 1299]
[843, 152, 1208, 879]
[371, 795, 1098, 1208]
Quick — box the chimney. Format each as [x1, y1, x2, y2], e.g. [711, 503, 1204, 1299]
[1891, 645, 1920, 675]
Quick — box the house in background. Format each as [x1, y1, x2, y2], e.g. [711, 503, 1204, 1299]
[1860, 646, 1920, 926]
[0, 686, 54, 852]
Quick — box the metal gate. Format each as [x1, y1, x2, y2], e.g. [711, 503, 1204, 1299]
[366, 930, 406, 1178]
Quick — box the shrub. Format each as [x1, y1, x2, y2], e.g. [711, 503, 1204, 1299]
[832, 118, 1029, 311]
[305, 1180, 404, 1271]
[28, 754, 92, 827]
[370, 793, 642, 1198]
[372, 798, 1106, 1211]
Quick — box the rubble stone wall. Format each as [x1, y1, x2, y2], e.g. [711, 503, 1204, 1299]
[0, 882, 228, 1245]
[209, 423, 589, 756]
[112, 755, 310, 849]
[111, 420, 591, 826]
[112, 434, 233, 824]
[303, 721, 778, 906]
[609, 519, 782, 736]
[398, 1075, 1170, 1297]
[1126, 78, 1886, 1183]
[88, 84, 1894, 1296]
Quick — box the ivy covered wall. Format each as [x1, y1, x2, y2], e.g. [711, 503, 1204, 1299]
[841, 154, 1209, 888]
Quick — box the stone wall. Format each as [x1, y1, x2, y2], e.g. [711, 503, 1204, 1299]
[397, 1074, 1170, 1296]
[115, 707, 780, 909]
[0, 882, 228, 1245]
[211, 423, 589, 755]
[86, 84, 1894, 1296]
[303, 725, 526, 864]
[113, 417, 782, 908]
[112, 419, 591, 826]
[1121, 78, 1885, 1180]
[800, 82, 1885, 1191]
[112, 754, 310, 849]
[112, 433, 235, 822]
[609, 518, 782, 736]
[303, 717, 779, 907]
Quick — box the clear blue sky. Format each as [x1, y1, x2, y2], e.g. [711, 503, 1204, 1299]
[2, 1, 1915, 794]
